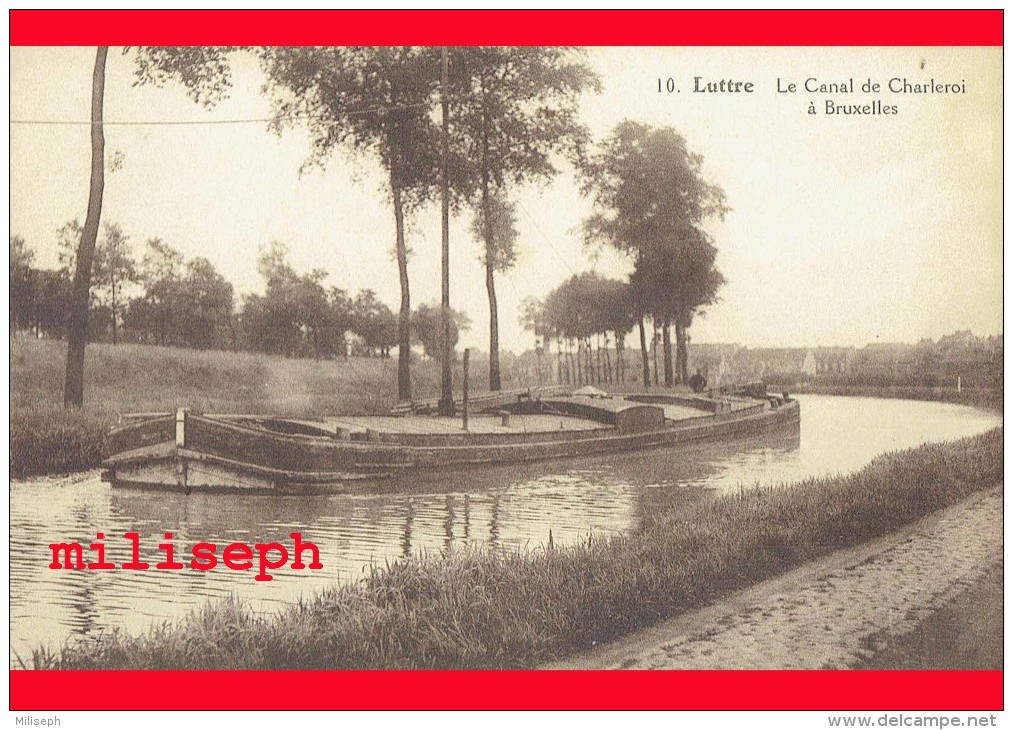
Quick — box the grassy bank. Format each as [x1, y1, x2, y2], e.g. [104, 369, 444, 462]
[30, 426, 1002, 670]
[10, 337, 491, 478]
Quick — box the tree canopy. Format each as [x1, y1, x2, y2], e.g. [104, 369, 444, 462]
[412, 303, 471, 360]
[582, 121, 728, 385]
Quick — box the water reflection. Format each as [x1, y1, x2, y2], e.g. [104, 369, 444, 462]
[9, 395, 1000, 660]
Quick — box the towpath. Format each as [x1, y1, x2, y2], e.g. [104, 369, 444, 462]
[547, 485, 1002, 669]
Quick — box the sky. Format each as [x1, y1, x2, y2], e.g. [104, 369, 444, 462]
[9, 46, 1003, 353]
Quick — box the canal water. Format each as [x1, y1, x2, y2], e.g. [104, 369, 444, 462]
[9, 395, 1001, 662]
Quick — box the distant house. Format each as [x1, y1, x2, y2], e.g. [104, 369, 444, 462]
[687, 343, 741, 387]
[731, 347, 816, 384]
[853, 342, 918, 381]
[812, 346, 856, 376]
[933, 330, 1002, 388]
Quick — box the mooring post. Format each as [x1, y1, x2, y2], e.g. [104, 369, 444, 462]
[462, 348, 470, 431]
[174, 407, 190, 494]
[175, 407, 187, 447]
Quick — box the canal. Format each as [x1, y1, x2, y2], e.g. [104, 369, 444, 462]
[9, 395, 1001, 662]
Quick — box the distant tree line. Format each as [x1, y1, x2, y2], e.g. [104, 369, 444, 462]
[45, 45, 724, 406]
[9, 231, 468, 361]
[813, 333, 1003, 391]
[520, 273, 636, 387]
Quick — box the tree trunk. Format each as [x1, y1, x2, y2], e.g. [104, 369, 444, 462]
[481, 166, 501, 391]
[603, 334, 612, 385]
[591, 334, 599, 384]
[638, 318, 650, 386]
[110, 271, 118, 345]
[676, 321, 690, 384]
[563, 341, 570, 385]
[559, 338, 567, 384]
[616, 333, 624, 383]
[651, 320, 659, 387]
[535, 339, 543, 384]
[438, 47, 454, 415]
[390, 168, 412, 403]
[64, 46, 108, 409]
[663, 319, 673, 387]
[485, 257, 501, 391]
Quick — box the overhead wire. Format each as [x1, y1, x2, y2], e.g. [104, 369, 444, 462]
[515, 199, 578, 276]
[9, 88, 484, 127]
[9, 103, 428, 127]
[13, 87, 590, 399]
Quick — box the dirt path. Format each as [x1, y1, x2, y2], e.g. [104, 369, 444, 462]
[547, 485, 1003, 670]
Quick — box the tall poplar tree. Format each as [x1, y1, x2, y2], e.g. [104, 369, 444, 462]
[582, 121, 728, 387]
[64, 46, 108, 408]
[449, 47, 599, 391]
[64, 45, 241, 407]
[263, 46, 445, 402]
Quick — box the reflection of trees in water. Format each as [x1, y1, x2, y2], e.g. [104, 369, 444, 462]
[64, 502, 102, 639]
[64, 572, 102, 638]
[489, 492, 501, 547]
[443, 495, 455, 553]
[396, 491, 498, 557]
[401, 498, 414, 559]
[110, 490, 340, 544]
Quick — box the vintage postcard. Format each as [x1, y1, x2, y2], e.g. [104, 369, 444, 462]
[8, 9, 1003, 716]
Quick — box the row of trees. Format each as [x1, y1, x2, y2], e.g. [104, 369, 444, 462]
[521, 273, 635, 387]
[520, 122, 728, 388]
[55, 45, 720, 406]
[261, 46, 599, 399]
[10, 232, 469, 360]
[582, 121, 727, 388]
[55, 45, 601, 406]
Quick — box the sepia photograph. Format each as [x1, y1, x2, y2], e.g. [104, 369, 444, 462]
[8, 10, 1003, 713]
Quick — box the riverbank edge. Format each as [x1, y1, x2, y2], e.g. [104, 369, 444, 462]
[767, 382, 1003, 413]
[30, 426, 1003, 670]
[545, 484, 1003, 670]
[12, 382, 1002, 480]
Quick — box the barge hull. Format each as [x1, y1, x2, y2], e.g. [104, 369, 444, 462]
[101, 399, 800, 493]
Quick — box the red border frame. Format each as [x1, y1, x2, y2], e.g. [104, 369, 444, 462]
[9, 671, 1005, 711]
[8, 8, 1004, 712]
[8, 9, 1003, 46]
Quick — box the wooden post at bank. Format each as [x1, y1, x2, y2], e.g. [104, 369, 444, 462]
[462, 348, 470, 431]
[174, 407, 189, 494]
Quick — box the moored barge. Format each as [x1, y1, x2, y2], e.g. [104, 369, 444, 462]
[101, 385, 800, 494]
